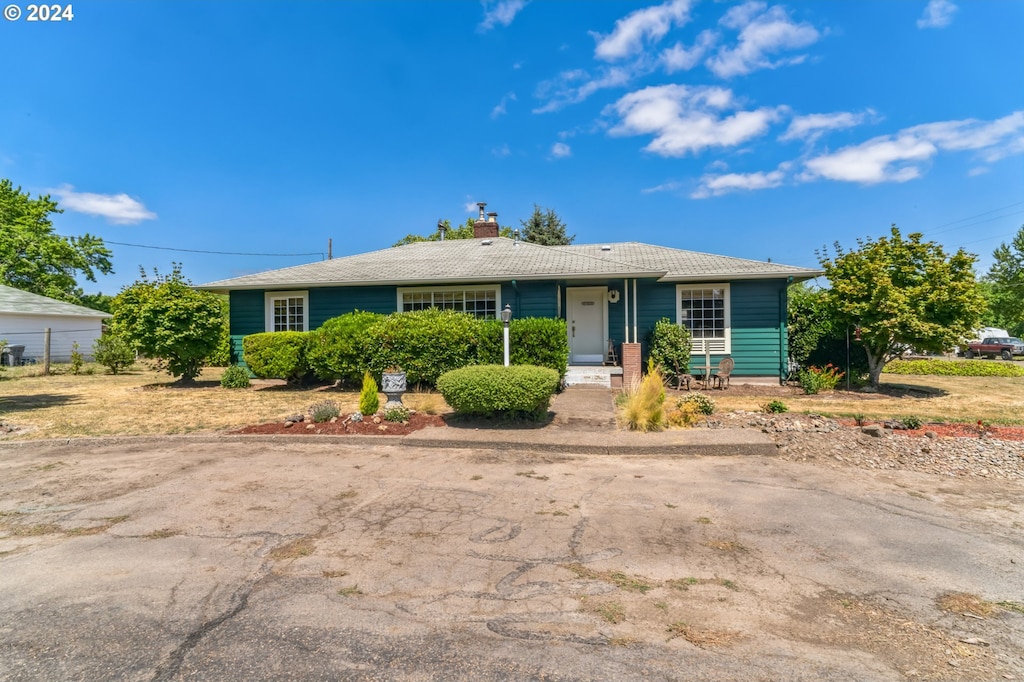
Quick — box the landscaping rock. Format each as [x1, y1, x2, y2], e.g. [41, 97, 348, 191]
[861, 425, 886, 438]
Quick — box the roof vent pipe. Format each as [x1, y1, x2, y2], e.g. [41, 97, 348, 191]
[437, 219, 446, 241]
[477, 202, 487, 222]
[487, 211, 498, 224]
[513, 228, 520, 243]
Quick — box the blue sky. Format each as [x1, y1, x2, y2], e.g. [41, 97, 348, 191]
[2, 0, 1022, 295]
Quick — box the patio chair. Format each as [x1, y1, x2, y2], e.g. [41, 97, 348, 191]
[711, 356, 734, 390]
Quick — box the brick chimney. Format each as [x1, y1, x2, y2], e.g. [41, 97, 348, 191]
[473, 202, 499, 239]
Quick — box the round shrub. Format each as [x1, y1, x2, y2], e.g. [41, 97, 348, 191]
[679, 393, 715, 415]
[762, 399, 788, 414]
[477, 317, 569, 380]
[242, 332, 310, 384]
[306, 311, 382, 385]
[649, 317, 692, 388]
[364, 309, 484, 386]
[309, 400, 340, 423]
[92, 332, 136, 375]
[220, 365, 251, 389]
[436, 364, 560, 421]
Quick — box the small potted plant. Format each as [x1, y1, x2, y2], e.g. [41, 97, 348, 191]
[381, 366, 407, 409]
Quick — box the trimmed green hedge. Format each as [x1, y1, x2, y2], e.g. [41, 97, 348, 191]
[478, 317, 569, 379]
[364, 309, 483, 386]
[883, 358, 1024, 377]
[306, 311, 381, 385]
[242, 331, 310, 384]
[436, 364, 560, 421]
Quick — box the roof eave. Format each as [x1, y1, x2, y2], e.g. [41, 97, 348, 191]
[198, 270, 668, 291]
[661, 270, 823, 283]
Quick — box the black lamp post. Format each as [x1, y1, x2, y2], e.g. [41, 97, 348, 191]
[500, 304, 512, 367]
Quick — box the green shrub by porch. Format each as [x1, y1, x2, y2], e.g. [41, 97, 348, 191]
[242, 331, 310, 384]
[364, 309, 483, 386]
[648, 317, 692, 387]
[307, 310, 382, 385]
[478, 317, 569, 379]
[436, 364, 559, 421]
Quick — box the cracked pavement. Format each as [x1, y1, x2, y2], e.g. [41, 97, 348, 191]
[0, 438, 1022, 681]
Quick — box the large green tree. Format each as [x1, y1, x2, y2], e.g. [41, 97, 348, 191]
[982, 224, 1024, 336]
[110, 265, 223, 383]
[818, 225, 985, 387]
[393, 218, 513, 247]
[0, 179, 112, 303]
[520, 205, 574, 245]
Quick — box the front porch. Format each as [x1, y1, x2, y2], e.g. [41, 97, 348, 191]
[564, 364, 623, 389]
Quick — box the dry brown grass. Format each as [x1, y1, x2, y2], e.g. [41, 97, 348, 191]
[936, 591, 997, 617]
[710, 374, 1024, 425]
[0, 365, 448, 440]
[665, 621, 740, 647]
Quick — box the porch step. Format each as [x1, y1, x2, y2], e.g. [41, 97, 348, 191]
[564, 365, 622, 388]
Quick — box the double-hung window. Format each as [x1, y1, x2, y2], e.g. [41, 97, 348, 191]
[677, 284, 730, 354]
[397, 286, 500, 320]
[265, 291, 309, 332]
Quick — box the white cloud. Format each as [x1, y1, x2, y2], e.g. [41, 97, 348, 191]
[707, 2, 821, 78]
[801, 111, 1024, 184]
[51, 185, 157, 224]
[802, 135, 936, 184]
[479, 0, 528, 32]
[905, 111, 1024, 153]
[607, 84, 782, 156]
[967, 166, 989, 177]
[464, 200, 480, 213]
[692, 163, 790, 198]
[660, 29, 717, 73]
[593, 0, 694, 61]
[533, 66, 635, 113]
[550, 142, 572, 158]
[641, 180, 684, 194]
[490, 92, 517, 119]
[917, 0, 957, 29]
[780, 109, 875, 142]
[491, 143, 512, 158]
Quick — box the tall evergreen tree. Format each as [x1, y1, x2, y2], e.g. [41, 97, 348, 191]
[982, 224, 1024, 336]
[520, 205, 574, 245]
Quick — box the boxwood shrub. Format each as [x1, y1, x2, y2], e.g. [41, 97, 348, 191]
[436, 364, 560, 421]
[364, 309, 483, 386]
[883, 359, 1024, 377]
[306, 310, 381, 385]
[242, 331, 310, 384]
[478, 317, 569, 380]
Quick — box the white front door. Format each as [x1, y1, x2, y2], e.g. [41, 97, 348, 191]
[567, 287, 607, 364]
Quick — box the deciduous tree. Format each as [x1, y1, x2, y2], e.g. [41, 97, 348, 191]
[818, 225, 984, 387]
[393, 218, 513, 247]
[0, 179, 112, 303]
[110, 265, 223, 383]
[982, 224, 1024, 336]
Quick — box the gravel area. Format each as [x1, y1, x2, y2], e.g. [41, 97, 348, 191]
[707, 411, 1024, 481]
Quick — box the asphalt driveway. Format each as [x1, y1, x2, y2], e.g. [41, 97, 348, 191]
[0, 437, 1021, 681]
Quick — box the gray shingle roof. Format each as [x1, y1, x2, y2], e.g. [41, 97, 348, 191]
[199, 238, 821, 290]
[0, 285, 109, 317]
[558, 242, 821, 281]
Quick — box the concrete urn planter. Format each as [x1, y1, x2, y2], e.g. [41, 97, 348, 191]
[381, 370, 407, 409]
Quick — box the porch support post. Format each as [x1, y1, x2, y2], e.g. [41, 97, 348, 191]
[626, 278, 634, 346]
[623, 278, 629, 343]
[621, 341, 642, 388]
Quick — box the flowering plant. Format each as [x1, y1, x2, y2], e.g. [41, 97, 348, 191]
[798, 363, 845, 394]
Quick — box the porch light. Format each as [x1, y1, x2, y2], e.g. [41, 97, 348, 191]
[501, 304, 512, 366]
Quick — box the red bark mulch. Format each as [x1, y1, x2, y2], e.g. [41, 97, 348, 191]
[836, 419, 1024, 441]
[233, 411, 445, 436]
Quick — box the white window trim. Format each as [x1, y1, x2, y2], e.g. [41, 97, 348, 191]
[265, 290, 309, 332]
[396, 284, 502, 319]
[676, 283, 731, 355]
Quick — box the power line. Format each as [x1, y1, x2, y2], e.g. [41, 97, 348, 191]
[104, 240, 324, 259]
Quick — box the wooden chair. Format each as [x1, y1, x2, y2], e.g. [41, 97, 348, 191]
[711, 356, 734, 389]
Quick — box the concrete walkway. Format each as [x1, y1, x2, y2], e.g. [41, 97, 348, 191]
[402, 385, 775, 456]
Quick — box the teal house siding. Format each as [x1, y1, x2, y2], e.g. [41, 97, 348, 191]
[505, 280, 558, 318]
[309, 286, 397, 326]
[228, 290, 265, 367]
[730, 280, 788, 378]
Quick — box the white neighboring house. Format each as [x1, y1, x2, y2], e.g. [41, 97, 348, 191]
[0, 285, 109, 364]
